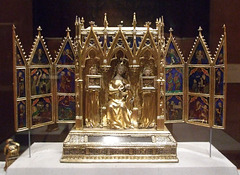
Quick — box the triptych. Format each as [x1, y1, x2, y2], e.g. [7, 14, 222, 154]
[13, 25, 226, 132]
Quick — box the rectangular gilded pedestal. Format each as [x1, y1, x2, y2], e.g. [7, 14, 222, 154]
[61, 126, 178, 163]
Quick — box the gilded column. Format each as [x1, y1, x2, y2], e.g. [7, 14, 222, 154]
[156, 18, 165, 130]
[75, 17, 84, 130]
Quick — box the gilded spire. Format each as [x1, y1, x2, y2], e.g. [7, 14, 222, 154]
[75, 16, 79, 39]
[223, 24, 226, 34]
[12, 24, 16, 35]
[161, 16, 164, 39]
[144, 21, 151, 30]
[81, 17, 85, 29]
[75, 16, 78, 25]
[132, 12, 137, 29]
[78, 17, 81, 25]
[104, 13, 108, 28]
[169, 28, 173, 37]
[198, 26, 203, 36]
[37, 26, 42, 37]
[156, 18, 159, 29]
[89, 21, 95, 29]
[103, 13, 108, 55]
[118, 21, 123, 30]
[156, 16, 165, 52]
[75, 17, 82, 47]
[157, 18, 161, 36]
[132, 13, 137, 56]
[66, 27, 71, 37]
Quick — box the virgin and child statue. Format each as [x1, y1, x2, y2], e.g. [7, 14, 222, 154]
[107, 62, 133, 129]
[84, 61, 157, 129]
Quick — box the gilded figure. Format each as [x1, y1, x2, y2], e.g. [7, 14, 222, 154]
[4, 139, 20, 171]
[85, 65, 101, 127]
[107, 62, 133, 129]
[32, 46, 48, 65]
[215, 99, 223, 126]
[139, 65, 156, 128]
[17, 70, 25, 97]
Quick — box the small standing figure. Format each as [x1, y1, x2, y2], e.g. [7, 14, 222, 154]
[16, 53, 24, 66]
[33, 48, 44, 64]
[64, 49, 74, 64]
[18, 71, 25, 97]
[173, 72, 181, 91]
[192, 79, 198, 92]
[65, 71, 74, 92]
[195, 50, 204, 64]
[85, 65, 101, 128]
[215, 70, 222, 95]
[200, 74, 208, 93]
[31, 70, 42, 95]
[217, 52, 224, 64]
[40, 72, 50, 94]
[59, 71, 67, 92]
[59, 96, 74, 120]
[167, 48, 180, 65]
[4, 139, 20, 171]
[18, 103, 26, 128]
[215, 101, 223, 126]
[139, 65, 156, 128]
[167, 73, 173, 92]
[37, 48, 43, 63]
[200, 104, 208, 122]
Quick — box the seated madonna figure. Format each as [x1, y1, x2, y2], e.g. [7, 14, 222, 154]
[107, 62, 133, 129]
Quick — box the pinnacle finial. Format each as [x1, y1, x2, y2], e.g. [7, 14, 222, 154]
[132, 12, 137, 28]
[223, 24, 226, 33]
[81, 17, 85, 29]
[144, 21, 151, 28]
[12, 25, 16, 35]
[66, 27, 71, 37]
[169, 28, 173, 36]
[75, 16, 78, 25]
[104, 13, 108, 28]
[118, 21, 123, 28]
[89, 21, 95, 28]
[81, 17, 85, 24]
[37, 26, 42, 36]
[156, 18, 159, 28]
[198, 26, 203, 35]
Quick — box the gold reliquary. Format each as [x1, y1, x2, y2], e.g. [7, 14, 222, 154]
[12, 12, 227, 163]
[61, 14, 178, 162]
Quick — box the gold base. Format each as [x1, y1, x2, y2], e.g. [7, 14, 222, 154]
[5, 156, 18, 171]
[61, 126, 178, 163]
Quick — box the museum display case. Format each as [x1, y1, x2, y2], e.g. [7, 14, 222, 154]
[7, 12, 229, 163]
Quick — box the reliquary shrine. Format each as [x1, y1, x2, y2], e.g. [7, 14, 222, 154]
[12, 13, 227, 162]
